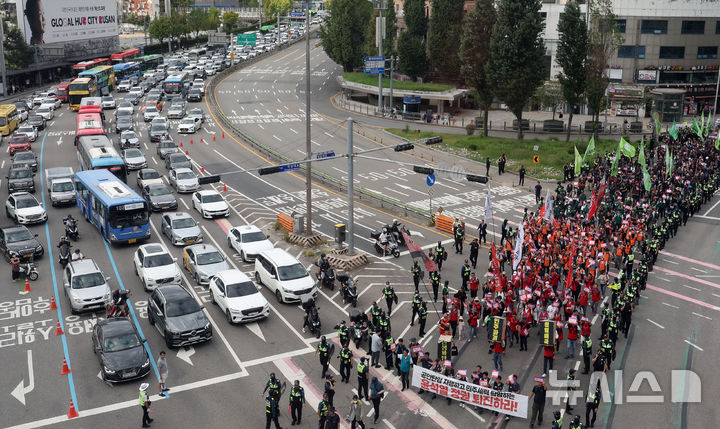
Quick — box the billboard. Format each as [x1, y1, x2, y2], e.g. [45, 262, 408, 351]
[18, 0, 118, 45]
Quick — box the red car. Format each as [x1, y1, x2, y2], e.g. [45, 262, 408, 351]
[9, 135, 32, 156]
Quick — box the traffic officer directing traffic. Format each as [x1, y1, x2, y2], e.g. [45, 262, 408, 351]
[382, 282, 397, 314]
[410, 293, 422, 326]
[139, 382, 153, 428]
[289, 380, 306, 426]
[316, 336, 331, 379]
[338, 344, 353, 383]
[357, 357, 370, 400]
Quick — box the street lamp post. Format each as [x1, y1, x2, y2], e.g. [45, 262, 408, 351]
[304, 1, 313, 235]
[0, 17, 7, 97]
[375, 0, 385, 116]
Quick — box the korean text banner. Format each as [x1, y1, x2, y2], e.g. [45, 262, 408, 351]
[20, 0, 118, 45]
[411, 366, 528, 418]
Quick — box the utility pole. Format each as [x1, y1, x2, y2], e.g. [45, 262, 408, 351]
[304, 1, 313, 235]
[165, 0, 172, 53]
[259, 0, 263, 31]
[0, 17, 7, 97]
[347, 118, 355, 253]
[375, 0, 385, 116]
[388, 56, 395, 114]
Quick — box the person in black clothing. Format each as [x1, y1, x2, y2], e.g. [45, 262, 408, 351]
[519, 165, 526, 186]
[469, 238, 479, 269]
[478, 221, 488, 244]
[486, 157, 491, 176]
[500, 219, 509, 245]
[528, 378, 547, 427]
[535, 182, 543, 204]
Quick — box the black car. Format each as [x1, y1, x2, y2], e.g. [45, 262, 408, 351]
[148, 284, 212, 348]
[0, 225, 44, 261]
[126, 92, 141, 105]
[7, 166, 35, 193]
[157, 140, 179, 160]
[27, 115, 46, 130]
[115, 116, 134, 134]
[92, 319, 151, 383]
[165, 152, 191, 171]
[142, 183, 178, 212]
[12, 151, 38, 172]
[187, 89, 202, 102]
[149, 123, 167, 142]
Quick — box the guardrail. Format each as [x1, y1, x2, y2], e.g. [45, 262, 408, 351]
[277, 213, 294, 232]
[206, 34, 432, 221]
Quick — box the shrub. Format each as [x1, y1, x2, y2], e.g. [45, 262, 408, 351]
[466, 124, 476, 136]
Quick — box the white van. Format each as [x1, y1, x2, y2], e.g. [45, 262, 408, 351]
[254, 249, 317, 304]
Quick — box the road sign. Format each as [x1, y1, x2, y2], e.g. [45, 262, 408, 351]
[237, 33, 257, 46]
[291, 11, 304, 16]
[450, 164, 466, 182]
[428, 188, 434, 196]
[533, 155, 540, 164]
[426, 173, 436, 187]
[533, 145, 539, 152]
[279, 163, 301, 172]
[364, 56, 386, 74]
[316, 150, 335, 160]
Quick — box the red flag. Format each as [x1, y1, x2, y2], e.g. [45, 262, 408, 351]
[597, 177, 607, 201]
[491, 243, 500, 274]
[538, 203, 545, 218]
[587, 190, 598, 221]
[564, 244, 575, 293]
[402, 230, 437, 272]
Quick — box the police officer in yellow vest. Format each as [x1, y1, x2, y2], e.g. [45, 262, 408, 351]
[139, 382, 153, 428]
[338, 344, 353, 383]
[429, 270, 441, 302]
[418, 302, 429, 336]
[316, 336, 330, 379]
[585, 384, 600, 428]
[317, 392, 330, 428]
[289, 380, 306, 426]
[410, 293, 422, 326]
[569, 414, 584, 428]
[357, 357, 370, 400]
[551, 410, 562, 429]
[382, 282, 396, 314]
[265, 391, 281, 429]
[582, 335, 592, 374]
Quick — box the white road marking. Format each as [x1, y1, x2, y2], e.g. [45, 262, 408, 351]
[692, 312, 712, 320]
[690, 267, 707, 274]
[683, 284, 701, 292]
[273, 135, 282, 141]
[684, 340, 704, 351]
[646, 318, 665, 329]
[257, 124, 264, 130]
[384, 187, 409, 197]
[662, 302, 679, 309]
[661, 259, 679, 265]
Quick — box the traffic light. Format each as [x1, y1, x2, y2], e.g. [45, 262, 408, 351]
[394, 143, 415, 152]
[425, 136, 443, 145]
[466, 174, 488, 183]
[413, 166, 434, 175]
[259, 166, 283, 175]
[198, 175, 221, 185]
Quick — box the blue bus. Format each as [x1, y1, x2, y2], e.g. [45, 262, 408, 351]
[74, 169, 151, 244]
[76, 134, 128, 183]
[78, 65, 116, 94]
[113, 62, 142, 82]
[162, 72, 190, 100]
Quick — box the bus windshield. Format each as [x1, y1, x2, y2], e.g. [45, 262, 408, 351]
[108, 204, 149, 229]
[0, 117, 6, 126]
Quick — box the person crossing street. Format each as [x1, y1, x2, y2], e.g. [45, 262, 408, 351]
[289, 380, 306, 426]
[316, 336, 331, 379]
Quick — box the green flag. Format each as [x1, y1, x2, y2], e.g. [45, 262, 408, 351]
[574, 146, 582, 175]
[704, 114, 713, 138]
[642, 165, 652, 191]
[582, 136, 595, 166]
[654, 112, 661, 135]
[638, 139, 646, 167]
[665, 148, 673, 177]
[669, 121, 679, 140]
[715, 133, 719, 150]
[620, 138, 636, 158]
[692, 116, 703, 138]
[611, 141, 622, 176]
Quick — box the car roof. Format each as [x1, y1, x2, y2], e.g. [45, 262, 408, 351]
[168, 211, 193, 220]
[12, 192, 35, 200]
[258, 248, 300, 266]
[157, 284, 191, 300]
[2, 224, 30, 233]
[197, 189, 219, 196]
[234, 224, 262, 234]
[68, 258, 101, 274]
[173, 167, 194, 174]
[146, 182, 168, 190]
[215, 269, 251, 284]
[139, 243, 170, 256]
[139, 168, 158, 175]
[186, 243, 220, 255]
[97, 317, 136, 335]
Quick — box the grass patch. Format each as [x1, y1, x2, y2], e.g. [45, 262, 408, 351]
[343, 72, 454, 92]
[388, 128, 620, 180]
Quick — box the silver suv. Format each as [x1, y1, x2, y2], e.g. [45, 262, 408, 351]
[62, 259, 112, 314]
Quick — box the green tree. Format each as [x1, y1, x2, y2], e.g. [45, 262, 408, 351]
[487, 0, 546, 140]
[586, 0, 623, 141]
[206, 7, 221, 31]
[532, 83, 564, 119]
[3, 26, 35, 70]
[397, 32, 426, 80]
[264, 0, 293, 18]
[148, 16, 172, 51]
[364, 6, 396, 58]
[403, 0, 427, 38]
[222, 11, 239, 33]
[459, 0, 495, 136]
[319, 0, 373, 72]
[428, 0, 465, 81]
[556, 0, 588, 141]
[168, 12, 188, 43]
[187, 8, 209, 38]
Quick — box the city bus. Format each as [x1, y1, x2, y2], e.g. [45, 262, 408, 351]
[56, 82, 71, 103]
[188, 48, 206, 61]
[72, 58, 111, 78]
[79, 65, 116, 94]
[74, 169, 150, 244]
[0, 104, 20, 136]
[68, 78, 97, 111]
[76, 134, 128, 183]
[113, 62, 142, 82]
[137, 54, 163, 72]
[162, 72, 190, 100]
[111, 48, 141, 64]
[75, 112, 105, 142]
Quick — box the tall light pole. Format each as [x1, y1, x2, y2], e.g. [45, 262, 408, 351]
[0, 17, 7, 97]
[714, 68, 720, 115]
[165, 0, 172, 53]
[375, 0, 385, 115]
[304, 2, 313, 235]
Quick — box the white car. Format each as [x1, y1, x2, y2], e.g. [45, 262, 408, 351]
[42, 97, 62, 110]
[129, 86, 144, 98]
[5, 192, 47, 224]
[169, 168, 200, 193]
[187, 108, 204, 123]
[177, 117, 202, 134]
[227, 225, 274, 262]
[192, 79, 206, 95]
[116, 101, 134, 116]
[209, 269, 269, 324]
[192, 190, 229, 219]
[133, 243, 182, 291]
[137, 168, 164, 189]
[254, 249, 316, 304]
[122, 148, 148, 170]
[151, 116, 169, 131]
[144, 106, 160, 122]
[36, 106, 54, 120]
[32, 92, 49, 106]
[101, 96, 116, 109]
[117, 80, 132, 92]
[15, 125, 38, 142]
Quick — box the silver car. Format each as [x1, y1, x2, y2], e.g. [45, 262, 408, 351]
[161, 212, 203, 246]
[167, 104, 185, 119]
[183, 244, 230, 285]
[62, 259, 112, 314]
[169, 168, 199, 193]
[122, 148, 147, 170]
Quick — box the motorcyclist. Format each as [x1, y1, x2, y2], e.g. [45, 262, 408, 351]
[111, 289, 131, 317]
[317, 254, 330, 282]
[302, 298, 318, 334]
[390, 219, 404, 245]
[378, 228, 389, 256]
[63, 214, 76, 226]
[71, 249, 84, 261]
[57, 236, 70, 250]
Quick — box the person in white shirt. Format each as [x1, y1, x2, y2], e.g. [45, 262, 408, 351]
[71, 249, 84, 261]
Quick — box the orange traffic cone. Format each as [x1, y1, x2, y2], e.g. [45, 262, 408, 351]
[55, 320, 64, 336]
[61, 357, 71, 374]
[67, 399, 79, 418]
[179, 141, 183, 147]
[213, 135, 216, 141]
[185, 150, 189, 155]
[23, 277, 31, 292]
[223, 183, 228, 192]
[190, 139, 194, 145]
[200, 137, 204, 143]
[222, 132, 225, 139]
[50, 296, 58, 310]
[201, 166, 205, 173]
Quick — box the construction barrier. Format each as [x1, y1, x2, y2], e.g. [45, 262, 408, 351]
[435, 214, 454, 234]
[277, 213, 294, 232]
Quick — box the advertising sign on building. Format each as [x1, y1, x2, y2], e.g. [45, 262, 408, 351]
[18, 0, 118, 45]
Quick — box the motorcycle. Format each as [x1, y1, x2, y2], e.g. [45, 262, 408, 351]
[105, 290, 130, 318]
[316, 267, 335, 290]
[349, 309, 368, 349]
[302, 297, 322, 338]
[64, 217, 79, 241]
[371, 230, 400, 258]
[337, 270, 357, 307]
[388, 221, 410, 247]
[58, 243, 71, 268]
[10, 252, 39, 281]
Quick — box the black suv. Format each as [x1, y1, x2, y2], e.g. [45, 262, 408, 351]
[7, 165, 35, 193]
[0, 225, 44, 261]
[148, 284, 212, 348]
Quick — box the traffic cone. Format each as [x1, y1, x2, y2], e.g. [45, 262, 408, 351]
[213, 135, 216, 141]
[61, 357, 71, 374]
[50, 296, 58, 310]
[200, 137, 204, 143]
[185, 149, 189, 155]
[190, 139, 194, 145]
[223, 183, 227, 192]
[23, 277, 31, 292]
[55, 320, 64, 336]
[179, 141, 183, 147]
[201, 166, 205, 173]
[222, 131, 225, 139]
[67, 399, 79, 418]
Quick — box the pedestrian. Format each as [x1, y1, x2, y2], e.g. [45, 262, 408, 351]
[289, 380, 306, 425]
[370, 376, 385, 424]
[467, 305, 479, 342]
[566, 321, 578, 359]
[410, 293, 422, 326]
[461, 259, 471, 289]
[582, 335, 592, 374]
[535, 182, 542, 204]
[519, 165, 526, 186]
[565, 368, 577, 413]
[585, 384, 600, 427]
[504, 374, 521, 421]
[323, 406, 340, 429]
[394, 338, 406, 372]
[316, 336, 330, 378]
[411, 261, 421, 293]
[454, 220, 465, 254]
[382, 282, 396, 314]
[324, 374, 336, 407]
[469, 273, 479, 298]
[434, 241, 446, 271]
[543, 345, 555, 375]
[265, 389, 281, 429]
[157, 351, 169, 397]
[348, 395, 365, 429]
[486, 157, 491, 176]
[10, 254, 21, 282]
[418, 302, 428, 336]
[317, 393, 330, 429]
[500, 219, 508, 245]
[138, 382, 153, 428]
[493, 340, 504, 371]
[478, 220, 487, 244]
[528, 377, 547, 428]
[370, 331, 382, 368]
[429, 270, 440, 301]
[469, 239, 479, 269]
[399, 349, 412, 390]
[357, 357, 370, 400]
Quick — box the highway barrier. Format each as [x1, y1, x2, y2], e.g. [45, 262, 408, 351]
[277, 213, 294, 232]
[435, 214, 454, 234]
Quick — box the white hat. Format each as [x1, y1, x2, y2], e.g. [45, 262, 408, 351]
[140, 383, 150, 391]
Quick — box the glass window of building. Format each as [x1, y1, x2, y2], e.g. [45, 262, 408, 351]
[618, 46, 646, 58]
[659, 46, 685, 59]
[641, 20, 668, 34]
[615, 19, 627, 33]
[716, 21, 720, 34]
[697, 46, 718, 59]
[681, 20, 705, 34]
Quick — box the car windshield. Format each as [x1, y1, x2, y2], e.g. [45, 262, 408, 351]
[181, 119, 193, 125]
[52, 182, 74, 192]
[18, 127, 33, 133]
[159, 142, 175, 149]
[29, 116, 42, 123]
[108, 205, 149, 229]
[102, 97, 113, 102]
[242, 231, 267, 243]
[142, 170, 160, 179]
[149, 186, 171, 196]
[196, 251, 224, 265]
[190, 109, 202, 115]
[278, 263, 308, 281]
[151, 125, 165, 133]
[202, 194, 224, 203]
[38, 107, 50, 113]
[118, 117, 131, 124]
[177, 171, 195, 180]
[146, 107, 157, 113]
[104, 332, 141, 352]
[121, 131, 137, 140]
[166, 296, 201, 317]
[71, 272, 106, 289]
[172, 218, 196, 229]
[118, 103, 132, 109]
[9, 169, 31, 179]
[6, 229, 33, 242]
[226, 281, 257, 298]
[125, 149, 142, 158]
[15, 153, 34, 161]
[144, 253, 174, 268]
[16, 197, 39, 209]
[170, 154, 187, 162]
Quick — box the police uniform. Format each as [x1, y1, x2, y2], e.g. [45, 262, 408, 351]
[461, 263, 471, 290]
[384, 336, 395, 370]
[383, 285, 396, 314]
[582, 337, 592, 374]
[411, 263, 421, 292]
[357, 360, 370, 400]
[289, 384, 305, 424]
[435, 244, 445, 271]
[317, 399, 329, 428]
[339, 348, 353, 383]
[139, 385, 152, 427]
[317, 341, 330, 378]
[338, 324, 349, 348]
[585, 386, 600, 427]
[429, 271, 440, 301]
[265, 395, 281, 429]
[418, 304, 428, 336]
[410, 294, 422, 326]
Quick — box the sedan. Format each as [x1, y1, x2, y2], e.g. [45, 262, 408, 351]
[161, 212, 203, 246]
[167, 104, 185, 119]
[101, 96, 116, 110]
[118, 130, 140, 149]
[209, 269, 269, 324]
[5, 192, 47, 224]
[187, 89, 202, 102]
[142, 183, 178, 212]
[183, 244, 231, 285]
[117, 101, 134, 116]
[42, 97, 62, 110]
[137, 168, 163, 189]
[122, 149, 147, 170]
[157, 140, 179, 159]
[165, 153, 191, 171]
[133, 243, 182, 291]
[13, 151, 38, 172]
[192, 190, 229, 219]
[92, 319, 151, 382]
[143, 106, 160, 122]
[15, 125, 37, 142]
[177, 117, 201, 134]
[0, 225, 44, 261]
[115, 116, 134, 133]
[27, 115, 46, 130]
[126, 92, 141, 105]
[148, 284, 212, 348]
[187, 108, 204, 123]
[169, 168, 199, 193]
[36, 106, 54, 120]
